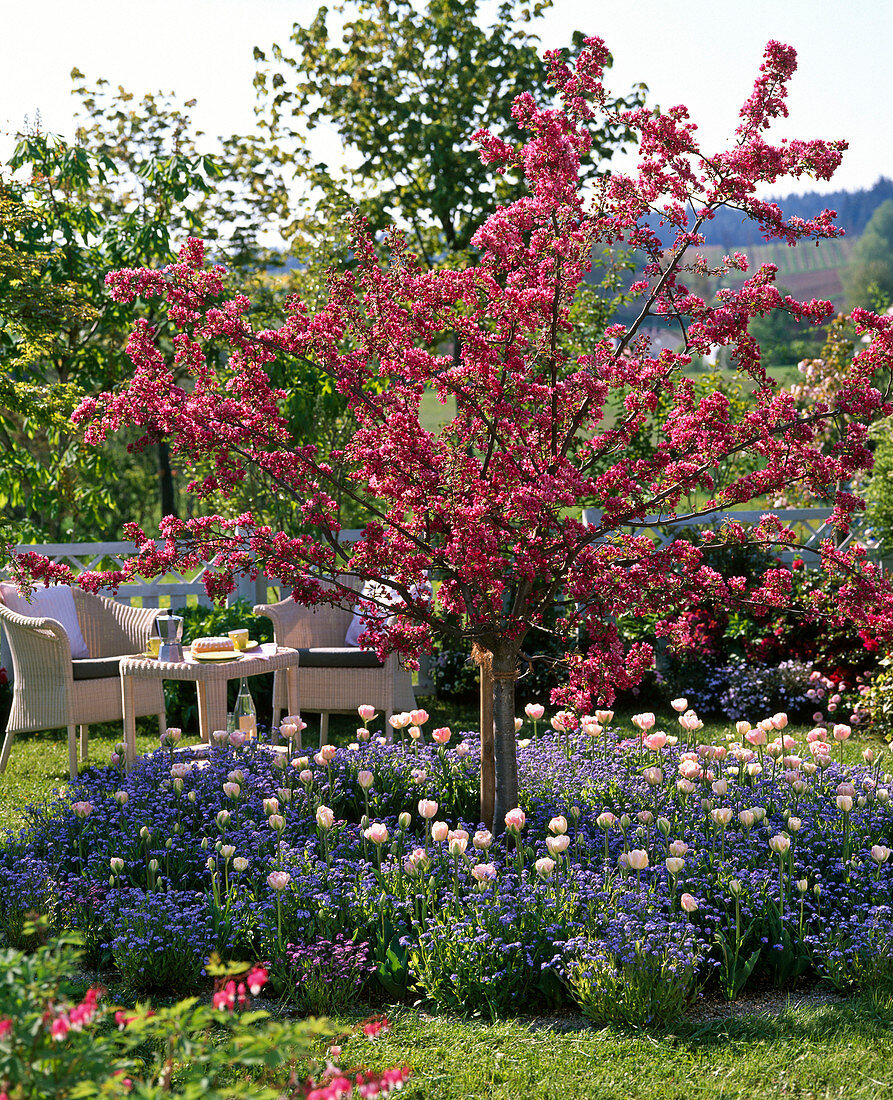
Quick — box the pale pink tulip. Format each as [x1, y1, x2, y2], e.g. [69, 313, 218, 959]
[358, 704, 376, 722]
[432, 726, 452, 744]
[316, 805, 335, 829]
[418, 798, 439, 819]
[644, 732, 668, 751]
[548, 816, 568, 835]
[680, 893, 699, 913]
[431, 820, 449, 843]
[473, 829, 493, 850]
[627, 849, 649, 871]
[267, 871, 290, 891]
[504, 808, 526, 832]
[409, 709, 429, 726]
[358, 770, 374, 789]
[534, 856, 556, 879]
[546, 834, 571, 855]
[364, 822, 390, 844]
[471, 862, 497, 882]
[670, 698, 688, 713]
[525, 703, 545, 720]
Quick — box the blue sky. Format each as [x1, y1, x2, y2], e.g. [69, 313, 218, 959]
[2, 0, 890, 196]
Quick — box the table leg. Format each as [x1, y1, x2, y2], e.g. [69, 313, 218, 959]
[196, 681, 211, 743]
[121, 674, 137, 772]
[285, 664, 301, 751]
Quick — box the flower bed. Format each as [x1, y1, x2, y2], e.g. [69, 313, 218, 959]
[1, 708, 891, 1025]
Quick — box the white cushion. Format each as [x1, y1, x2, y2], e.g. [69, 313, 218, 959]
[344, 576, 432, 647]
[0, 583, 90, 659]
[345, 580, 393, 647]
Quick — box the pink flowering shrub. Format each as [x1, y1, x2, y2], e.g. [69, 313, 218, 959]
[17, 37, 893, 825]
[0, 933, 406, 1098]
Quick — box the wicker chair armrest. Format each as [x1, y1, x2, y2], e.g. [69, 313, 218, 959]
[0, 605, 74, 683]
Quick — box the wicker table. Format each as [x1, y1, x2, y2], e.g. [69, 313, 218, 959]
[119, 643, 300, 769]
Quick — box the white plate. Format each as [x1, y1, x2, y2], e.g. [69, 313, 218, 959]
[189, 649, 243, 662]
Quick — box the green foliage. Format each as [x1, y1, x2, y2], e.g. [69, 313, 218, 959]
[843, 199, 893, 310]
[857, 653, 893, 738]
[865, 415, 893, 551]
[563, 939, 702, 1028]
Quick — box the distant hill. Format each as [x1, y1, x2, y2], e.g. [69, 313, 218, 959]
[691, 177, 893, 248]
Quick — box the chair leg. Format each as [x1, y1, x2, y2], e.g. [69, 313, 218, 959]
[158, 712, 167, 739]
[0, 726, 14, 774]
[79, 724, 89, 763]
[67, 725, 78, 780]
[319, 712, 329, 748]
[385, 709, 394, 743]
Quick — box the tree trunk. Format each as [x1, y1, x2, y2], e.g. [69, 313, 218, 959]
[490, 647, 519, 831]
[158, 440, 177, 519]
[479, 658, 495, 829]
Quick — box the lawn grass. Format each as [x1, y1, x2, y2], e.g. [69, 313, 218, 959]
[323, 996, 893, 1099]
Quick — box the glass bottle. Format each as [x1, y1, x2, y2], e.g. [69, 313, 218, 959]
[228, 677, 257, 739]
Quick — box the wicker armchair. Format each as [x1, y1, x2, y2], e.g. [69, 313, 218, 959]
[254, 581, 416, 744]
[0, 589, 166, 778]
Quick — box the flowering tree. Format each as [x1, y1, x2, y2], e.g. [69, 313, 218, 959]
[16, 38, 893, 827]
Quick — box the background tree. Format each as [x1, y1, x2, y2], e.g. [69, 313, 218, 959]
[843, 199, 893, 310]
[0, 78, 294, 543]
[23, 39, 893, 828]
[253, 0, 646, 268]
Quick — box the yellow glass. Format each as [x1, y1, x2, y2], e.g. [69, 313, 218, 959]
[228, 628, 249, 651]
[146, 636, 161, 657]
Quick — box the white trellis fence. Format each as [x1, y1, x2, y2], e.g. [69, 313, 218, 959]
[581, 507, 884, 568]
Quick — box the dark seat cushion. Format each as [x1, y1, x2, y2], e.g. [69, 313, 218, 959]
[297, 647, 384, 669]
[72, 656, 126, 680]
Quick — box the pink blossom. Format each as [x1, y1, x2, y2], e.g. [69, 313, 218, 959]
[431, 726, 451, 744]
[504, 808, 526, 832]
[358, 704, 376, 722]
[525, 703, 545, 720]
